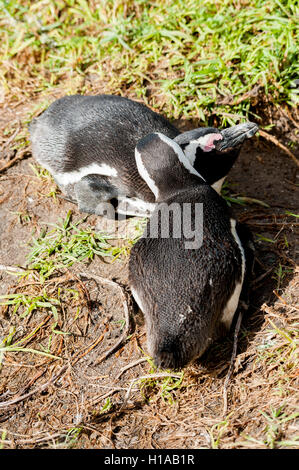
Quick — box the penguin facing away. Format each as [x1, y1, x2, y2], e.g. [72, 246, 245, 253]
[29, 94, 258, 217]
[129, 132, 254, 370]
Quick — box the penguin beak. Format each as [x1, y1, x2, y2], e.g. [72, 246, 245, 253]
[215, 122, 259, 151]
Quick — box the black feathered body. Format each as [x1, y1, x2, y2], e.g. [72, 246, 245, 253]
[30, 94, 179, 207]
[29, 94, 256, 216]
[129, 183, 248, 370]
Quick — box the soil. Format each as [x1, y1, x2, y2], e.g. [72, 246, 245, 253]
[0, 104, 298, 449]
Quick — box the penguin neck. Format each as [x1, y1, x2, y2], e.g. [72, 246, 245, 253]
[135, 132, 207, 202]
[192, 148, 239, 186]
[155, 168, 207, 202]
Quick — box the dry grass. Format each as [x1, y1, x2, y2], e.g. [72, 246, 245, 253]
[0, 0, 298, 450]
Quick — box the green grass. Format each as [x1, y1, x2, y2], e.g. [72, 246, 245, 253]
[221, 180, 270, 207]
[135, 352, 185, 404]
[0, 320, 62, 369]
[208, 415, 232, 449]
[244, 406, 299, 448]
[0, 292, 60, 319]
[0, 288, 76, 364]
[285, 211, 299, 218]
[25, 210, 133, 281]
[272, 263, 293, 291]
[1, 0, 298, 125]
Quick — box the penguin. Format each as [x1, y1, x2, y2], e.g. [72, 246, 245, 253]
[29, 94, 258, 217]
[128, 132, 254, 370]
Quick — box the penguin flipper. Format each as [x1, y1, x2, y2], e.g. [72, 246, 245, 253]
[235, 222, 255, 312]
[74, 175, 119, 216]
[117, 197, 155, 218]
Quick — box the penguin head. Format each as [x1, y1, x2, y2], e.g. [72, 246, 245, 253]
[174, 122, 258, 192]
[135, 132, 206, 201]
[147, 306, 214, 370]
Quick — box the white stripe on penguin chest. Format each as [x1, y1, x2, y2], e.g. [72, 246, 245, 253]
[55, 162, 118, 186]
[220, 219, 246, 329]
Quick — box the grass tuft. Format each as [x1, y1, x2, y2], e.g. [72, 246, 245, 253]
[25, 210, 135, 281]
[1, 0, 298, 124]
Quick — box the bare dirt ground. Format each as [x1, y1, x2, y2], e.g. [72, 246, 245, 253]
[0, 100, 298, 449]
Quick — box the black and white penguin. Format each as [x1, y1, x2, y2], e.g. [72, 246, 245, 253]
[29, 94, 258, 217]
[129, 132, 254, 370]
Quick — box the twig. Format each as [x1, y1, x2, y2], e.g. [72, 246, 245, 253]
[115, 357, 148, 379]
[71, 329, 107, 366]
[222, 310, 243, 416]
[0, 364, 68, 409]
[0, 430, 73, 446]
[0, 264, 28, 273]
[251, 267, 274, 288]
[259, 129, 299, 168]
[0, 192, 11, 205]
[233, 85, 261, 106]
[249, 222, 299, 227]
[88, 388, 124, 406]
[1, 119, 21, 155]
[273, 290, 288, 305]
[240, 212, 286, 223]
[235, 196, 270, 208]
[79, 272, 130, 365]
[68, 270, 92, 335]
[216, 85, 261, 106]
[18, 368, 47, 396]
[273, 290, 299, 312]
[0, 149, 30, 173]
[280, 107, 299, 130]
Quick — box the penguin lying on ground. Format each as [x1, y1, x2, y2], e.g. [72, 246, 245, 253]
[29, 94, 258, 217]
[129, 132, 254, 370]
